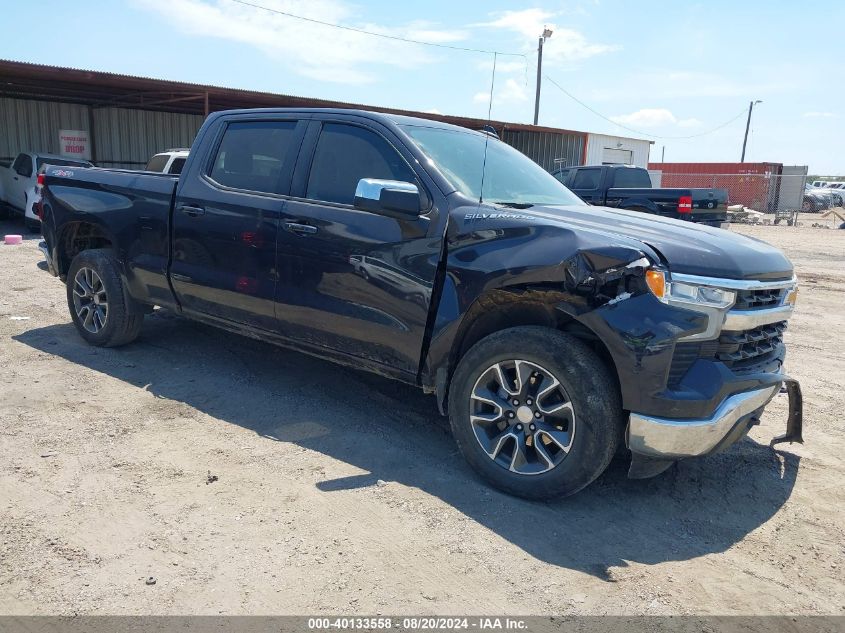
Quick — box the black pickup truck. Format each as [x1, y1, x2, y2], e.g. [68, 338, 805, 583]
[552, 164, 729, 226]
[37, 108, 802, 499]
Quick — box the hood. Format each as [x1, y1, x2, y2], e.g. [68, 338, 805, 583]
[517, 204, 793, 281]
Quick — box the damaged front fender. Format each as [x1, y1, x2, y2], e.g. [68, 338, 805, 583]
[421, 208, 667, 395]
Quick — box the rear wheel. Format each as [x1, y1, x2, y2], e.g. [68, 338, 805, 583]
[66, 249, 143, 347]
[448, 326, 623, 499]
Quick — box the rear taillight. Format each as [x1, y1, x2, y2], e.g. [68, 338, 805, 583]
[36, 173, 45, 189]
[678, 195, 693, 214]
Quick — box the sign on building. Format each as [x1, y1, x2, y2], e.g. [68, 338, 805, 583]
[58, 130, 91, 160]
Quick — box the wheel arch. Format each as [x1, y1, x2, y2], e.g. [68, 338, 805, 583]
[622, 200, 658, 214]
[56, 220, 119, 279]
[431, 286, 621, 416]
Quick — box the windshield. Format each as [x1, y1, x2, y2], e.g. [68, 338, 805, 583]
[401, 125, 584, 207]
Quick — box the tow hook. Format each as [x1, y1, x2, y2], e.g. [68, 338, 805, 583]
[770, 377, 804, 447]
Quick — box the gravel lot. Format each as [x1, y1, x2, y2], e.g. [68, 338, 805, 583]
[1, 216, 843, 615]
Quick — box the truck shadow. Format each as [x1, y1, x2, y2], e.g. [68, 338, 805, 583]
[0, 217, 41, 240]
[14, 312, 800, 580]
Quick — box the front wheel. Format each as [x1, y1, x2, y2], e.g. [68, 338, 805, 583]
[66, 249, 144, 347]
[448, 326, 624, 499]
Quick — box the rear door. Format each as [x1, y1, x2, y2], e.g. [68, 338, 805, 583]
[273, 117, 441, 377]
[170, 117, 307, 330]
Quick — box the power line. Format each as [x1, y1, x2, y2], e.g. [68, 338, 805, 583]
[544, 75, 748, 140]
[228, 0, 527, 58]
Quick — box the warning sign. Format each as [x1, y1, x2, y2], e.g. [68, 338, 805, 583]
[58, 130, 91, 160]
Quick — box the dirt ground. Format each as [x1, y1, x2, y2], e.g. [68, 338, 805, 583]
[0, 215, 843, 616]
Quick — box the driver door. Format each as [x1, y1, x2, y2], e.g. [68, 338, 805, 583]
[274, 119, 440, 377]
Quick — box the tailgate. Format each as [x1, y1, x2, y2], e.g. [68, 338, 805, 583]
[690, 188, 728, 226]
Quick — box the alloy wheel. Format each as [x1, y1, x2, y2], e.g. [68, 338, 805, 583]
[72, 267, 109, 333]
[469, 359, 575, 475]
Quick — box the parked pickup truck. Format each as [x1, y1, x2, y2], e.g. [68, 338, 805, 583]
[553, 164, 729, 226]
[0, 152, 92, 230]
[38, 108, 803, 499]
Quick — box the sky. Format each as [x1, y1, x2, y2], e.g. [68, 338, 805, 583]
[1, 0, 843, 174]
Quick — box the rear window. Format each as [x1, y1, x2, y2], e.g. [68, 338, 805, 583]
[209, 120, 299, 194]
[612, 168, 652, 188]
[169, 157, 187, 175]
[145, 154, 170, 172]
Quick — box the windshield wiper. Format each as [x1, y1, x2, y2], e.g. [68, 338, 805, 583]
[489, 201, 534, 209]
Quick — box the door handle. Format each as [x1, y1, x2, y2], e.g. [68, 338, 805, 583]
[178, 204, 205, 217]
[284, 222, 317, 235]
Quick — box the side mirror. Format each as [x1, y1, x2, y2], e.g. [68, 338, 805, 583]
[354, 179, 421, 218]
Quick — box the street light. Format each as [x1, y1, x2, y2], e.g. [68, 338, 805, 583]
[740, 100, 762, 163]
[533, 27, 553, 125]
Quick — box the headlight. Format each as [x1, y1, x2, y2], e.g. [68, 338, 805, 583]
[645, 270, 736, 309]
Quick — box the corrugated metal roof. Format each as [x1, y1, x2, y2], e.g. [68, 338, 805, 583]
[0, 58, 589, 138]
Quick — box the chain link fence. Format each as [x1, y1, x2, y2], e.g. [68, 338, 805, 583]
[647, 171, 845, 215]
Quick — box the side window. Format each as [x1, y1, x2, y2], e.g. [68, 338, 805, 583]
[14, 154, 33, 177]
[553, 168, 572, 184]
[169, 157, 187, 175]
[306, 123, 416, 205]
[209, 120, 299, 194]
[572, 168, 600, 189]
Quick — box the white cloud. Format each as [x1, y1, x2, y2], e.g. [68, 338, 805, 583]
[473, 78, 529, 106]
[474, 8, 619, 64]
[474, 8, 556, 39]
[803, 111, 836, 118]
[423, 108, 443, 115]
[135, 0, 467, 84]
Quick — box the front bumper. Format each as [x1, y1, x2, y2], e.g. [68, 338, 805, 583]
[627, 376, 803, 461]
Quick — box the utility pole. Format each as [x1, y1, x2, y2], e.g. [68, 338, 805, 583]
[533, 27, 553, 125]
[741, 100, 762, 162]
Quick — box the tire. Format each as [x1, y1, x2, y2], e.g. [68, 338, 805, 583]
[448, 326, 623, 499]
[66, 249, 143, 347]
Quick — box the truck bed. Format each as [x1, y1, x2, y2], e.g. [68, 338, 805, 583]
[41, 166, 179, 307]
